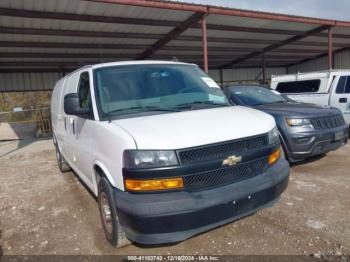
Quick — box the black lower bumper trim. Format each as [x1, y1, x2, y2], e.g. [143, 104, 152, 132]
[114, 158, 289, 244]
[118, 175, 288, 234]
[289, 137, 347, 161]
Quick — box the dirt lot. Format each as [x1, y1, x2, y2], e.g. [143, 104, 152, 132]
[0, 139, 349, 258]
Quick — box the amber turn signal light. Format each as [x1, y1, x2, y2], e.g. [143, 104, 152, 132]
[268, 148, 281, 166]
[125, 177, 184, 191]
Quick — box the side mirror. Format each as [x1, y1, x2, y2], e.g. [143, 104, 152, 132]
[64, 93, 90, 116]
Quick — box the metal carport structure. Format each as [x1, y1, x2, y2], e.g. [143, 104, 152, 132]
[1, 0, 350, 91]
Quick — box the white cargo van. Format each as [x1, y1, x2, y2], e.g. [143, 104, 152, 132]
[271, 70, 350, 126]
[51, 61, 289, 247]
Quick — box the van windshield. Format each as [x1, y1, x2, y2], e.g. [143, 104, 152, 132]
[94, 64, 229, 119]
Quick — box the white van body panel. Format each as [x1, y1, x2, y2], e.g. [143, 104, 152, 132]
[271, 70, 350, 125]
[114, 106, 275, 150]
[51, 77, 67, 150]
[52, 61, 277, 195]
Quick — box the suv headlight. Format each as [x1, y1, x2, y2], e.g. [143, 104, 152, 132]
[286, 118, 313, 128]
[123, 150, 179, 169]
[268, 126, 279, 145]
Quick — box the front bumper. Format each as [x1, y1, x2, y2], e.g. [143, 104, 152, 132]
[114, 157, 289, 245]
[283, 125, 348, 162]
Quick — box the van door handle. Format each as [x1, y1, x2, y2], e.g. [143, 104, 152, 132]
[339, 98, 347, 103]
[72, 119, 75, 134]
[69, 118, 75, 134]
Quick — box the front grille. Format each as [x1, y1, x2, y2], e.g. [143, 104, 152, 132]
[311, 114, 345, 129]
[177, 134, 268, 164]
[183, 157, 269, 191]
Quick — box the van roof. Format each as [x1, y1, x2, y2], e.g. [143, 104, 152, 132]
[63, 60, 195, 78]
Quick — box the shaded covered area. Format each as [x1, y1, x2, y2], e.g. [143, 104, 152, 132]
[0, 0, 350, 90]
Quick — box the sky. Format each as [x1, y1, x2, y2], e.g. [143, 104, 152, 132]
[171, 0, 350, 21]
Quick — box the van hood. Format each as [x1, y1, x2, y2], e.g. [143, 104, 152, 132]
[255, 101, 340, 117]
[112, 106, 275, 149]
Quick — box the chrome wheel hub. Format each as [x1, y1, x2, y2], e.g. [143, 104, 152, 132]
[100, 192, 113, 234]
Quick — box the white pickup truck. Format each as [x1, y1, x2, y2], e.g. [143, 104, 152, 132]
[271, 70, 350, 126]
[51, 61, 289, 247]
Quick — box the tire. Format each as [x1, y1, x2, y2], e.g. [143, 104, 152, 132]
[98, 177, 131, 248]
[55, 145, 71, 172]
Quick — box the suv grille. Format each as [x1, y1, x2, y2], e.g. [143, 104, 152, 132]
[183, 157, 269, 191]
[311, 114, 345, 129]
[177, 134, 268, 164]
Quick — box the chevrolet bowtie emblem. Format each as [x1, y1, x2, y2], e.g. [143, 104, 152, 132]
[222, 155, 242, 166]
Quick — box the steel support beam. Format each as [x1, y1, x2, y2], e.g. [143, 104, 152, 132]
[262, 53, 266, 84]
[0, 41, 151, 50]
[0, 41, 335, 54]
[2, 9, 350, 39]
[208, 7, 336, 26]
[328, 27, 334, 69]
[137, 12, 206, 60]
[0, 8, 178, 27]
[0, 60, 299, 68]
[88, 0, 208, 12]
[219, 69, 224, 86]
[87, 1, 338, 26]
[1, 27, 345, 49]
[0, 65, 286, 74]
[194, 24, 348, 38]
[0, 41, 327, 54]
[219, 25, 330, 69]
[2, 25, 350, 43]
[0, 52, 313, 60]
[0, 26, 164, 40]
[201, 15, 208, 73]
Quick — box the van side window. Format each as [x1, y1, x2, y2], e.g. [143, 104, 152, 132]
[336, 76, 350, 94]
[78, 72, 91, 109]
[276, 80, 320, 93]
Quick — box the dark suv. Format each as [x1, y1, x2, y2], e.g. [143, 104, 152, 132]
[223, 85, 348, 162]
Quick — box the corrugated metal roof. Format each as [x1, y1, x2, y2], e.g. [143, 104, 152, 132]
[206, 14, 318, 31]
[0, 16, 175, 34]
[0, 0, 349, 91]
[0, 0, 192, 20]
[181, 28, 291, 41]
[0, 34, 158, 45]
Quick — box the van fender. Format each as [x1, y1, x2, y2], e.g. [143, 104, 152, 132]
[52, 132, 57, 145]
[92, 160, 116, 193]
[52, 131, 61, 151]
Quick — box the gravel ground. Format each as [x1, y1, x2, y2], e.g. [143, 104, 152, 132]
[0, 139, 349, 259]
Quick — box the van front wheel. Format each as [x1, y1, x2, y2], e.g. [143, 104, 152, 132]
[98, 177, 131, 248]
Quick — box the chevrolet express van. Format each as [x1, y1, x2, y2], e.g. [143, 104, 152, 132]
[51, 61, 289, 247]
[271, 70, 350, 126]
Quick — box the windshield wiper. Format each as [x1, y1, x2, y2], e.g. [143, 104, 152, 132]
[255, 101, 285, 106]
[174, 101, 229, 109]
[106, 106, 180, 122]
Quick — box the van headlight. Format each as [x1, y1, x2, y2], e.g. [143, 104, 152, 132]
[268, 126, 279, 145]
[123, 150, 179, 168]
[286, 118, 313, 128]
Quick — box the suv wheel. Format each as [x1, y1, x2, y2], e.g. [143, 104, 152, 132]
[55, 145, 71, 172]
[98, 177, 131, 248]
